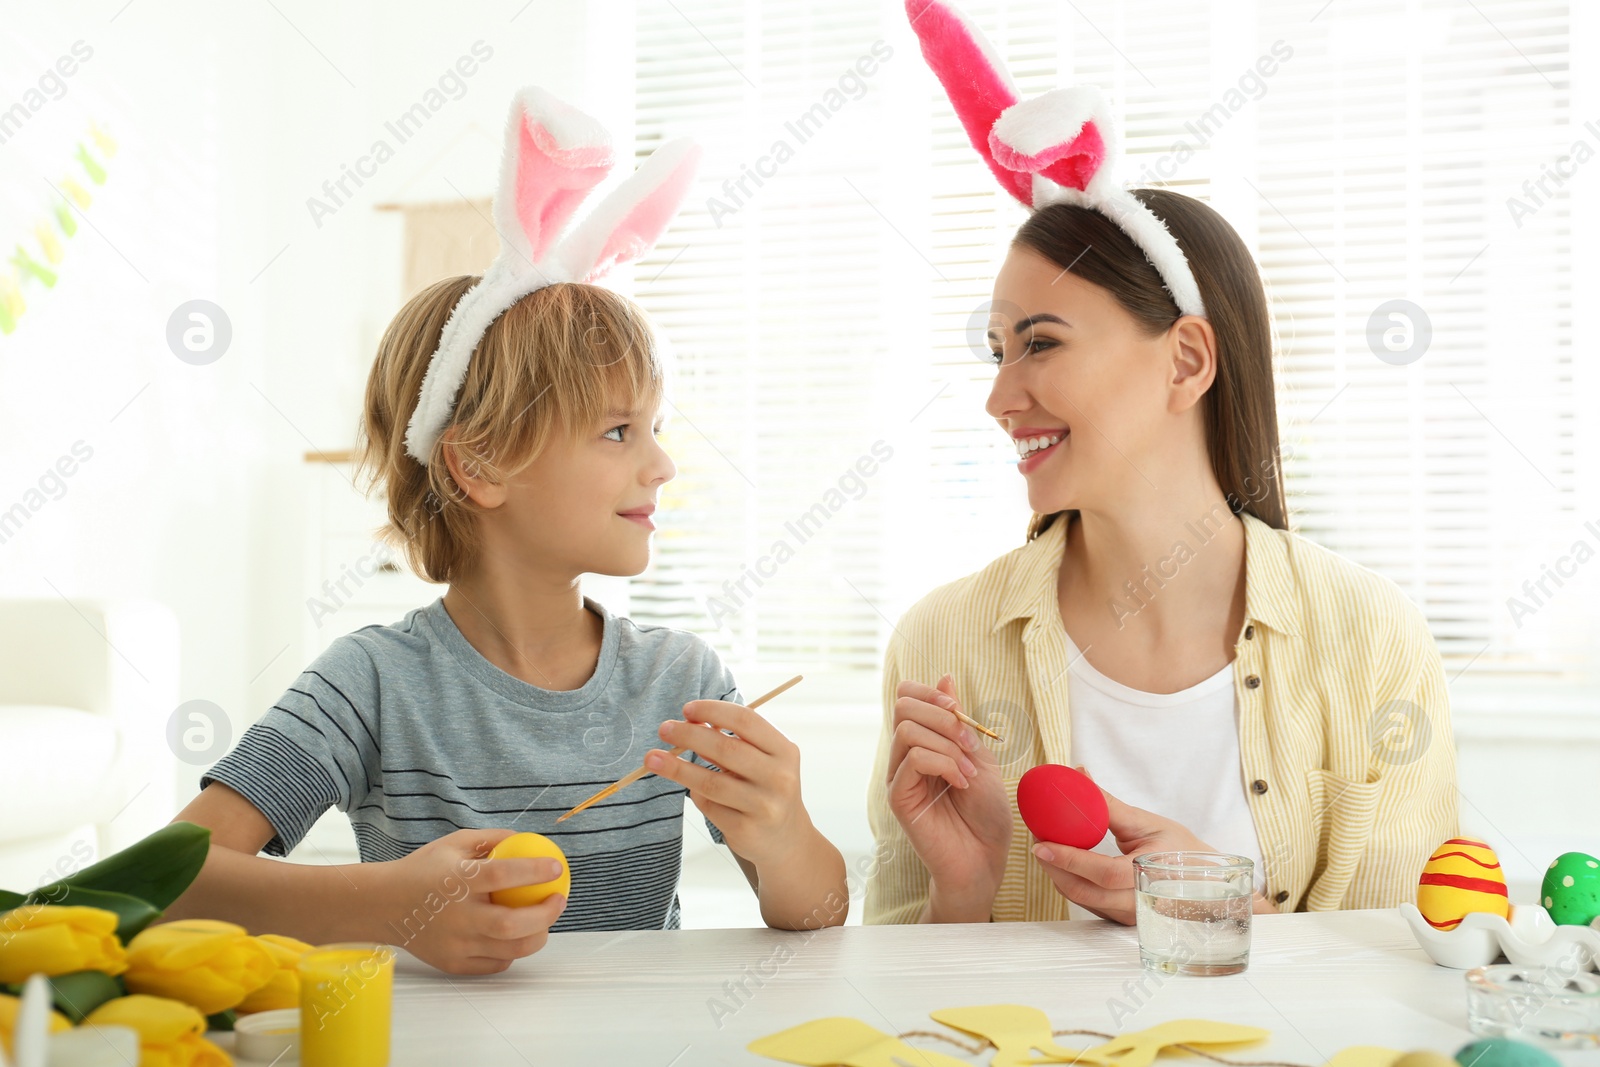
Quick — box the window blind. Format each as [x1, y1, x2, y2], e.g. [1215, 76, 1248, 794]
[628, 0, 1594, 695]
[630, 1, 902, 673]
[1257, 0, 1581, 680]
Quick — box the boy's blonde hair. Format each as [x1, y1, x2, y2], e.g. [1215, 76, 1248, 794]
[355, 276, 664, 584]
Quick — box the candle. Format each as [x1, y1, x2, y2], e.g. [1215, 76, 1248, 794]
[298, 943, 396, 1067]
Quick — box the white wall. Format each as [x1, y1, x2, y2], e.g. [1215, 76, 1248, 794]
[0, 0, 629, 811]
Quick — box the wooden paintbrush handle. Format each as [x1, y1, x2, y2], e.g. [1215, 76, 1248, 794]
[556, 674, 803, 822]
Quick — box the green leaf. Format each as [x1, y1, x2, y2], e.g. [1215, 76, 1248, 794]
[0, 889, 25, 912]
[37, 821, 210, 911]
[24, 884, 162, 943]
[32, 970, 123, 1023]
[205, 1009, 237, 1031]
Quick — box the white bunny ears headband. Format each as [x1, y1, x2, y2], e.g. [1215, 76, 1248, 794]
[404, 86, 701, 465]
[906, 0, 1206, 319]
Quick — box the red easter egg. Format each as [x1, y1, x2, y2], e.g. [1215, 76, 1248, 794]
[1017, 764, 1109, 849]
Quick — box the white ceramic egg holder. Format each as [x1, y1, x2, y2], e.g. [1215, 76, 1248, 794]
[1401, 901, 1600, 970]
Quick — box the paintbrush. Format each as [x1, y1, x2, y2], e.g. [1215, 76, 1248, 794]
[938, 674, 1003, 742]
[951, 705, 1002, 742]
[556, 674, 804, 822]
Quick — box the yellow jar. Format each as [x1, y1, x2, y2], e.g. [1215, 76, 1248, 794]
[297, 943, 396, 1067]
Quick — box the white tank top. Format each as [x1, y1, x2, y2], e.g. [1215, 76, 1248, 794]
[1061, 631, 1268, 918]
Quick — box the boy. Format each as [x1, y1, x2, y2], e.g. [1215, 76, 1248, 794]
[166, 277, 849, 974]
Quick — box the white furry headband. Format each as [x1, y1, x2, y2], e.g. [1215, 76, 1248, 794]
[907, 0, 1206, 318]
[404, 86, 701, 465]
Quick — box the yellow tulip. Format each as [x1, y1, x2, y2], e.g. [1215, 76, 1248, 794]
[0, 991, 71, 1058]
[234, 933, 313, 1014]
[83, 994, 230, 1067]
[0, 905, 128, 983]
[124, 919, 275, 1014]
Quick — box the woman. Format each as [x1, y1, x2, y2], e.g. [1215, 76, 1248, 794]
[864, 2, 1458, 924]
[864, 185, 1459, 924]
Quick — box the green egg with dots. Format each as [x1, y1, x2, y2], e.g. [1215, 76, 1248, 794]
[1540, 851, 1600, 926]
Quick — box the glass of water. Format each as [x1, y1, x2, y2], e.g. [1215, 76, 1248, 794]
[1466, 964, 1600, 1048]
[1133, 851, 1254, 976]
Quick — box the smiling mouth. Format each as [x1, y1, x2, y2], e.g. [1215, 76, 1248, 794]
[1014, 430, 1067, 470]
[1015, 431, 1066, 460]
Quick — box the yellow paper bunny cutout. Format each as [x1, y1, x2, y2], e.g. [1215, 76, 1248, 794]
[1084, 1019, 1271, 1067]
[928, 1008, 1268, 1067]
[930, 1005, 1113, 1067]
[747, 1017, 973, 1067]
[750, 1009, 1273, 1067]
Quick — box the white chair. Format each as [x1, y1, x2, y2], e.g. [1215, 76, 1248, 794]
[0, 599, 178, 892]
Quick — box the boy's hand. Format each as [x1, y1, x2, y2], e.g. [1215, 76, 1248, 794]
[383, 828, 568, 975]
[648, 699, 810, 868]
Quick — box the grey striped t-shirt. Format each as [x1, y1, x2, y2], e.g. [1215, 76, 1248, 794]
[202, 596, 740, 932]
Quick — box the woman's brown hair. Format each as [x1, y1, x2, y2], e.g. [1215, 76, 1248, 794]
[1012, 188, 1287, 540]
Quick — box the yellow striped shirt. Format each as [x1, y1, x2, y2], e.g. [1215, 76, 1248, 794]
[864, 511, 1459, 923]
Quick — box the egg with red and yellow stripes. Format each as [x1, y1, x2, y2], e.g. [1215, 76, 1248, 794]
[1416, 837, 1509, 930]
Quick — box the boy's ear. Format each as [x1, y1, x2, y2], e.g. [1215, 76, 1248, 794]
[1167, 315, 1218, 414]
[439, 431, 508, 509]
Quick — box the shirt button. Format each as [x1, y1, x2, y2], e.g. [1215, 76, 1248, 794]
[1251, 779, 1269, 795]
[1274, 889, 1289, 904]
[1245, 674, 1261, 689]
[1244, 624, 1255, 640]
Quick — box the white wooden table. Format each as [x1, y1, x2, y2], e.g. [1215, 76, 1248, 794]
[362, 909, 1600, 1065]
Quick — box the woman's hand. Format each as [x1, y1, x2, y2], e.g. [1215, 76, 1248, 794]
[885, 675, 1013, 923]
[1030, 774, 1276, 924]
[385, 828, 568, 975]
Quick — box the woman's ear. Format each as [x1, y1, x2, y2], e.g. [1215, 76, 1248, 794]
[439, 430, 508, 509]
[1167, 315, 1218, 414]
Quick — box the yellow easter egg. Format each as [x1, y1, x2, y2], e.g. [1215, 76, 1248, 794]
[487, 832, 571, 908]
[1416, 837, 1508, 931]
[1393, 1052, 1458, 1067]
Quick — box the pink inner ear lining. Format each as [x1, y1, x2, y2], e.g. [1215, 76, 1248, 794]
[580, 235, 647, 283]
[515, 121, 615, 263]
[906, 0, 1031, 205]
[989, 121, 1106, 193]
[579, 157, 698, 283]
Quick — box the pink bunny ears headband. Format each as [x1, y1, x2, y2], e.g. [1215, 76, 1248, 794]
[906, 0, 1206, 319]
[404, 86, 701, 465]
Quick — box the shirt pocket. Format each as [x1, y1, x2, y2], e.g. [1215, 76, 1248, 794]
[1303, 767, 1382, 911]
